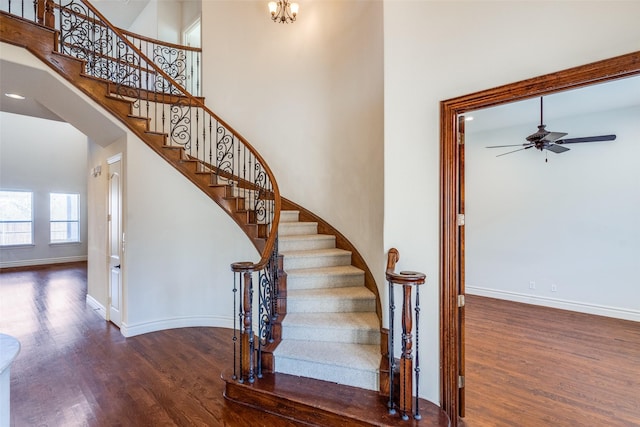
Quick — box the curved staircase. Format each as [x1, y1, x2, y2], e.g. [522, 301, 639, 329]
[276, 209, 380, 390]
[1, 3, 450, 425]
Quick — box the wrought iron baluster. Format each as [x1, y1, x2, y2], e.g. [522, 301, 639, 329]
[232, 272, 238, 380]
[385, 248, 426, 420]
[388, 276, 396, 415]
[414, 284, 421, 420]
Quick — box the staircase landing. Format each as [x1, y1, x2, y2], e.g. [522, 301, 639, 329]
[223, 370, 450, 427]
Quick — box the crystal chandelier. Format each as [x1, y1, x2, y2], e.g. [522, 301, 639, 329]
[268, 0, 299, 24]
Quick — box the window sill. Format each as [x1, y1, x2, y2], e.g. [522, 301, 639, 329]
[49, 241, 82, 246]
[1, 244, 36, 249]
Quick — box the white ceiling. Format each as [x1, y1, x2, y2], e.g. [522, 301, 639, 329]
[465, 75, 640, 134]
[91, 0, 151, 29]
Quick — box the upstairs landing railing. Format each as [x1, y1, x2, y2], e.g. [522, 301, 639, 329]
[1, 0, 279, 385]
[2, 0, 201, 96]
[120, 29, 201, 97]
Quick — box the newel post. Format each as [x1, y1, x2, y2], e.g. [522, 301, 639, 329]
[38, 0, 55, 28]
[386, 248, 426, 421]
[231, 262, 256, 384]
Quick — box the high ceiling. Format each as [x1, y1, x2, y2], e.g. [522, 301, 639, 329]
[466, 75, 640, 134]
[91, 0, 151, 29]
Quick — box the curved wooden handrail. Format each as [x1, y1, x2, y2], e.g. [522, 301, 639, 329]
[73, 0, 281, 271]
[385, 248, 426, 286]
[119, 28, 202, 52]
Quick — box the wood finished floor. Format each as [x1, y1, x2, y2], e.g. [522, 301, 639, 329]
[2, 263, 639, 426]
[0, 262, 304, 426]
[462, 294, 640, 427]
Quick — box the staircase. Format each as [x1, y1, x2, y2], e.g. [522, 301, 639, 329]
[1, 0, 386, 419]
[276, 210, 380, 390]
[1, 4, 456, 425]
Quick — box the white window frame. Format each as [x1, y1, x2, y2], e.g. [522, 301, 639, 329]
[0, 190, 34, 247]
[49, 192, 81, 244]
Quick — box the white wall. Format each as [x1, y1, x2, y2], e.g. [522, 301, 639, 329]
[1, 41, 257, 336]
[0, 112, 88, 267]
[122, 132, 257, 335]
[127, 0, 159, 38]
[127, 0, 198, 43]
[465, 106, 640, 320]
[86, 137, 126, 315]
[201, 0, 386, 299]
[383, 1, 640, 403]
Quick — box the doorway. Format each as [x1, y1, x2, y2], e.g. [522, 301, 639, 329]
[107, 154, 123, 327]
[439, 51, 640, 426]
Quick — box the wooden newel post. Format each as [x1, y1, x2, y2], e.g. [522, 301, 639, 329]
[37, 0, 55, 28]
[242, 271, 255, 383]
[44, 0, 55, 28]
[386, 248, 426, 421]
[232, 262, 256, 385]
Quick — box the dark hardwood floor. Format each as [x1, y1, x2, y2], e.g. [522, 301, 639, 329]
[0, 262, 305, 426]
[2, 263, 638, 426]
[462, 294, 640, 427]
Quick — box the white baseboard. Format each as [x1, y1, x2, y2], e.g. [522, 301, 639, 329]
[466, 286, 640, 322]
[86, 294, 107, 319]
[0, 255, 87, 269]
[120, 315, 235, 337]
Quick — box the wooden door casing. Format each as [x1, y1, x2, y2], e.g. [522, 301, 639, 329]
[439, 51, 640, 427]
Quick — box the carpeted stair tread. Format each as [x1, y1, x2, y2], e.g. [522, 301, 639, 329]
[281, 247, 350, 257]
[285, 264, 364, 277]
[274, 340, 379, 370]
[279, 221, 318, 236]
[279, 233, 336, 251]
[279, 210, 301, 223]
[281, 248, 352, 269]
[284, 311, 378, 328]
[287, 286, 376, 313]
[285, 265, 365, 290]
[282, 312, 380, 345]
[274, 340, 380, 390]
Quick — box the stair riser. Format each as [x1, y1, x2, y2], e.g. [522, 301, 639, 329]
[281, 325, 380, 345]
[287, 272, 365, 290]
[278, 223, 318, 236]
[287, 297, 376, 313]
[280, 211, 300, 223]
[274, 358, 379, 392]
[279, 236, 336, 252]
[283, 253, 352, 270]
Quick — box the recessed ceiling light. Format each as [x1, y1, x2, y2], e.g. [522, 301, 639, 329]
[5, 93, 26, 100]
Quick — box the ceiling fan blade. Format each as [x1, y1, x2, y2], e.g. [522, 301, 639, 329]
[545, 144, 570, 154]
[541, 131, 568, 143]
[496, 147, 528, 157]
[555, 135, 617, 144]
[487, 142, 537, 149]
[486, 143, 528, 148]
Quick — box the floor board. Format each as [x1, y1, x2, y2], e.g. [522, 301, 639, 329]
[461, 294, 640, 426]
[2, 263, 638, 426]
[0, 263, 304, 426]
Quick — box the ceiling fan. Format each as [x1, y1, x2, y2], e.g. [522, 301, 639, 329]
[486, 96, 616, 160]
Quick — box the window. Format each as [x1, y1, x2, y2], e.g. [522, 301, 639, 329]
[0, 190, 34, 246]
[50, 193, 80, 243]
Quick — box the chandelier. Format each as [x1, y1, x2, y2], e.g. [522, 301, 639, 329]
[268, 0, 299, 24]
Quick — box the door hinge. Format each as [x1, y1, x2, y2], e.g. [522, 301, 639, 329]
[457, 213, 465, 226]
[458, 375, 465, 388]
[458, 294, 465, 308]
[108, 214, 112, 221]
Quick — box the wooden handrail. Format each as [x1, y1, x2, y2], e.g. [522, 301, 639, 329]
[385, 248, 426, 421]
[120, 28, 202, 53]
[70, 0, 281, 270]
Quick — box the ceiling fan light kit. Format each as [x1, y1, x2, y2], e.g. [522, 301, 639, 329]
[486, 96, 616, 161]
